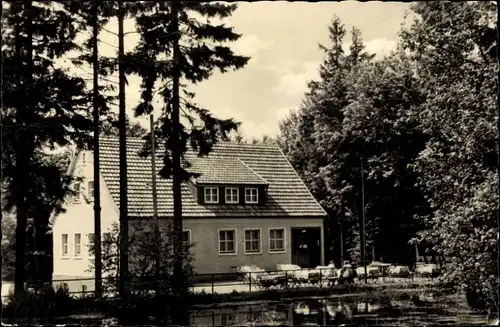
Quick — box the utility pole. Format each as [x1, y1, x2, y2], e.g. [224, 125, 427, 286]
[360, 157, 367, 284]
[91, 0, 102, 299]
[495, 0, 500, 319]
[150, 115, 160, 296]
[117, 0, 128, 301]
[170, 2, 188, 325]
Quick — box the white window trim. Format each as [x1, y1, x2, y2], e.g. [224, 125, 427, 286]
[218, 228, 237, 256]
[244, 228, 262, 255]
[204, 187, 219, 204]
[245, 187, 259, 204]
[225, 187, 239, 204]
[73, 233, 82, 259]
[182, 229, 192, 245]
[268, 227, 286, 253]
[61, 234, 69, 259]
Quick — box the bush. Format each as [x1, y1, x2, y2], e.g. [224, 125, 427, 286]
[3, 284, 72, 320]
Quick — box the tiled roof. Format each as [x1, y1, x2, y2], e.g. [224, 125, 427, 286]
[99, 136, 327, 218]
[189, 157, 268, 185]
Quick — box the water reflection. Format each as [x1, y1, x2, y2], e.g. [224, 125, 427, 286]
[189, 292, 488, 326]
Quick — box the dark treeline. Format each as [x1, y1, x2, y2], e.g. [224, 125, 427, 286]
[1, 1, 247, 324]
[278, 1, 498, 312]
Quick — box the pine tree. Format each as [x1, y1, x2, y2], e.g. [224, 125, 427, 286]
[2, 1, 94, 296]
[127, 2, 249, 324]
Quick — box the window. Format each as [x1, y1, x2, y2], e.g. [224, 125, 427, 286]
[269, 228, 285, 252]
[245, 188, 258, 203]
[82, 152, 86, 163]
[74, 233, 82, 257]
[73, 182, 81, 203]
[204, 187, 219, 204]
[244, 229, 261, 253]
[219, 230, 236, 254]
[88, 180, 95, 199]
[225, 187, 239, 203]
[61, 234, 68, 257]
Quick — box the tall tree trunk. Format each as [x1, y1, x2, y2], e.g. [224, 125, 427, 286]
[92, 0, 102, 299]
[170, 2, 188, 325]
[118, 0, 129, 301]
[14, 0, 33, 298]
[1, 0, 4, 317]
[495, 0, 500, 317]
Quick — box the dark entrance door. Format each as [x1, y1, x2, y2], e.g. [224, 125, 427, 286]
[291, 227, 322, 268]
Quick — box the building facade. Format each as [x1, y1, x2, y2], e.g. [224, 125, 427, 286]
[51, 136, 327, 285]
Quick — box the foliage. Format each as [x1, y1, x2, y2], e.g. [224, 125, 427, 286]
[101, 114, 148, 138]
[128, 2, 249, 179]
[399, 1, 498, 311]
[1, 1, 94, 294]
[278, 16, 429, 266]
[2, 215, 16, 281]
[87, 221, 195, 323]
[3, 284, 72, 319]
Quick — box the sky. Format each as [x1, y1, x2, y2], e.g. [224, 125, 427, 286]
[69, 1, 412, 140]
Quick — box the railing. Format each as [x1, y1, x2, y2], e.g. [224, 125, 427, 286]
[1, 267, 439, 299]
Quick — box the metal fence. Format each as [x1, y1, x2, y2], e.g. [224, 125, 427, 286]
[1, 267, 439, 299]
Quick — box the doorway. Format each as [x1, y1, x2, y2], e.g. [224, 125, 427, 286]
[291, 227, 322, 268]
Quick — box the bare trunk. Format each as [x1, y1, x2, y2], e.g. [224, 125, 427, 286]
[117, 0, 128, 301]
[171, 2, 188, 325]
[92, 0, 102, 299]
[495, 0, 500, 317]
[1, 0, 4, 318]
[14, 0, 33, 298]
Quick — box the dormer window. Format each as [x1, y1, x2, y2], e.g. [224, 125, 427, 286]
[245, 188, 259, 204]
[225, 187, 239, 204]
[204, 187, 219, 204]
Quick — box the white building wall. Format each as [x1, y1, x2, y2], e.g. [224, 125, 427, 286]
[52, 151, 119, 288]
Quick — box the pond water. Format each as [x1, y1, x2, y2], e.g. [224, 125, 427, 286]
[189, 291, 489, 326]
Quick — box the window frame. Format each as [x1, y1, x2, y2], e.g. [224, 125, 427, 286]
[245, 187, 259, 204]
[268, 228, 286, 253]
[244, 228, 262, 254]
[204, 187, 219, 204]
[225, 187, 239, 204]
[61, 233, 69, 258]
[218, 229, 237, 255]
[74, 233, 82, 258]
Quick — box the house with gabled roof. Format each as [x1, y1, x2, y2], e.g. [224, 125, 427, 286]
[51, 136, 327, 283]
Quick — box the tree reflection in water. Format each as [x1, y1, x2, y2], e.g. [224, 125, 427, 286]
[189, 292, 489, 326]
